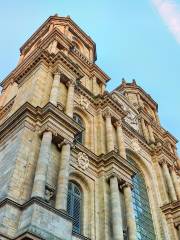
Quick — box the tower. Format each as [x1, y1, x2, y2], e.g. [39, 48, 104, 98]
[0, 15, 180, 240]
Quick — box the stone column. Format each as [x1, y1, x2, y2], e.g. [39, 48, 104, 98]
[177, 225, 180, 239]
[123, 183, 136, 240]
[137, 94, 143, 107]
[65, 80, 75, 118]
[115, 119, 126, 159]
[49, 70, 61, 106]
[48, 40, 58, 54]
[55, 141, 71, 210]
[160, 160, 177, 202]
[140, 118, 149, 143]
[170, 166, 180, 200]
[110, 176, 124, 240]
[92, 76, 98, 95]
[147, 124, 155, 143]
[31, 131, 52, 198]
[104, 110, 114, 152]
[155, 111, 161, 125]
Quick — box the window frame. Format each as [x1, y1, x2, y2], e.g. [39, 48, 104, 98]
[67, 181, 83, 234]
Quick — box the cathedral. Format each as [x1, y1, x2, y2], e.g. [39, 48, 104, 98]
[0, 15, 180, 240]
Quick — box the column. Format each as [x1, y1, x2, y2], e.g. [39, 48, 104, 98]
[177, 225, 180, 239]
[65, 80, 75, 118]
[123, 183, 137, 240]
[92, 76, 98, 95]
[140, 118, 149, 143]
[110, 176, 124, 240]
[55, 141, 71, 210]
[137, 94, 143, 107]
[115, 119, 126, 159]
[170, 166, 180, 200]
[147, 124, 155, 143]
[31, 131, 52, 198]
[49, 70, 61, 106]
[104, 110, 114, 152]
[155, 111, 161, 125]
[160, 160, 177, 202]
[48, 40, 58, 54]
[177, 157, 180, 170]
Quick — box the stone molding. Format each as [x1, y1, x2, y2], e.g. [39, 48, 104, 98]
[0, 102, 83, 144]
[161, 200, 180, 227]
[0, 197, 73, 222]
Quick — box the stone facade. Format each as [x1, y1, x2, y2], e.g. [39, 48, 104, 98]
[0, 15, 180, 240]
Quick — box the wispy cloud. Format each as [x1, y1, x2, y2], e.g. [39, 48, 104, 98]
[152, 0, 180, 43]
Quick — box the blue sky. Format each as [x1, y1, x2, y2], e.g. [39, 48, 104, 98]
[0, 0, 180, 153]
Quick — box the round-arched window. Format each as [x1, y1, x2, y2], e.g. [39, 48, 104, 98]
[67, 181, 82, 233]
[128, 157, 156, 239]
[73, 114, 84, 144]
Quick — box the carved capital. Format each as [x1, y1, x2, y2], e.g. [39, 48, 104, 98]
[121, 181, 133, 190]
[103, 109, 112, 118]
[106, 172, 123, 185]
[58, 139, 72, 149]
[66, 79, 76, 87]
[39, 125, 58, 137]
[169, 165, 175, 172]
[53, 66, 62, 76]
[159, 158, 167, 166]
[114, 119, 122, 128]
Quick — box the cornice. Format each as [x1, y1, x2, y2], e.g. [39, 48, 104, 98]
[115, 82, 158, 110]
[1, 49, 83, 89]
[0, 197, 73, 222]
[122, 121, 152, 154]
[0, 102, 84, 144]
[111, 91, 139, 114]
[95, 92, 127, 119]
[20, 16, 95, 53]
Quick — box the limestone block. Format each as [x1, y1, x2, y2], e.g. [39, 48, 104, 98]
[17, 203, 73, 240]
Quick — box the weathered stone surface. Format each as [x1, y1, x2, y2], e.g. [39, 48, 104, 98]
[0, 14, 179, 240]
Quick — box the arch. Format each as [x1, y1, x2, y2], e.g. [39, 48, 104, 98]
[74, 106, 93, 151]
[68, 170, 92, 237]
[125, 148, 169, 239]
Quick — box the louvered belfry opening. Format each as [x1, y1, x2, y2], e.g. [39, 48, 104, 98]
[67, 181, 82, 233]
[73, 114, 84, 144]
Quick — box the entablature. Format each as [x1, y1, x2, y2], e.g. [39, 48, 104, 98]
[161, 201, 180, 228]
[0, 102, 84, 145]
[1, 49, 84, 91]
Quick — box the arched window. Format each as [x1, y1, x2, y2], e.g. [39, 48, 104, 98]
[67, 181, 82, 233]
[73, 114, 84, 144]
[128, 157, 156, 240]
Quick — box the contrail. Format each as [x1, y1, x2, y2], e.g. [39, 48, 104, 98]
[152, 0, 180, 43]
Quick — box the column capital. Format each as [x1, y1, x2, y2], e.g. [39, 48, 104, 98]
[114, 119, 122, 128]
[121, 181, 133, 190]
[159, 158, 167, 166]
[169, 164, 176, 172]
[38, 126, 57, 138]
[58, 139, 74, 149]
[106, 172, 122, 184]
[103, 108, 112, 118]
[66, 79, 76, 87]
[53, 67, 62, 76]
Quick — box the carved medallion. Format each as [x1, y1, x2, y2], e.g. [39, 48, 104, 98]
[77, 152, 89, 170]
[78, 96, 90, 110]
[131, 138, 141, 153]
